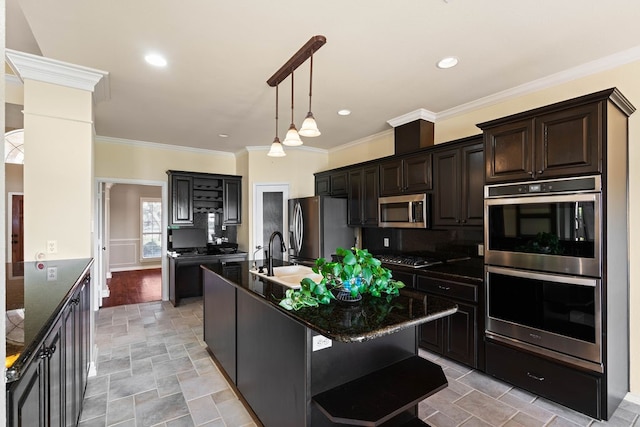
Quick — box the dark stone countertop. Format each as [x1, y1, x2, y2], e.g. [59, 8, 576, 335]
[5, 258, 93, 382]
[201, 260, 458, 343]
[386, 257, 484, 284]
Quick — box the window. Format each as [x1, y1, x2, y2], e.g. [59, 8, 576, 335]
[141, 198, 162, 259]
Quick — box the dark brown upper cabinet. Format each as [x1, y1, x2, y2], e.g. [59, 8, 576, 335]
[480, 88, 635, 184]
[379, 152, 432, 196]
[169, 173, 194, 225]
[348, 165, 379, 227]
[433, 137, 484, 227]
[315, 170, 348, 197]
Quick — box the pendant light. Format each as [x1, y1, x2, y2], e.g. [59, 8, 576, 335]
[299, 51, 321, 137]
[267, 84, 286, 157]
[282, 71, 303, 146]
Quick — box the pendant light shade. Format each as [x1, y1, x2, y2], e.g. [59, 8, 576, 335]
[298, 51, 321, 137]
[268, 137, 286, 157]
[282, 71, 303, 147]
[299, 112, 320, 137]
[267, 84, 287, 157]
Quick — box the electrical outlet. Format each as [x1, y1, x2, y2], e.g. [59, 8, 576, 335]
[47, 267, 58, 281]
[47, 240, 58, 254]
[383, 238, 390, 247]
[312, 335, 332, 351]
[478, 244, 484, 256]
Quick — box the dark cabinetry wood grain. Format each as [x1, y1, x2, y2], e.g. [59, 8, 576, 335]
[433, 137, 483, 227]
[348, 166, 379, 227]
[379, 152, 432, 196]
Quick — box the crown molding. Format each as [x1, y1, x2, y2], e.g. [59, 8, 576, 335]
[436, 45, 640, 121]
[5, 73, 22, 89]
[328, 129, 393, 153]
[5, 49, 110, 103]
[96, 135, 235, 157]
[387, 108, 436, 127]
[244, 145, 328, 155]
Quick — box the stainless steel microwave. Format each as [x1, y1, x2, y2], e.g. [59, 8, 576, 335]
[378, 193, 431, 228]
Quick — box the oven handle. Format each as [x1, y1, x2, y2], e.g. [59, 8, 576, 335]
[486, 265, 598, 287]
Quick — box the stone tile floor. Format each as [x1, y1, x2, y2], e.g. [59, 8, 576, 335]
[79, 297, 640, 427]
[79, 298, 256, 427]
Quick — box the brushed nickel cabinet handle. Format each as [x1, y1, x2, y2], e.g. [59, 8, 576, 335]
[527, 372, 545, 381]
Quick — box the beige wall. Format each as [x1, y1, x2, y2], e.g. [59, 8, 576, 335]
[94, 139, 237, 181]
[325, 60, 640, 395]
[327, 130, 394, 169]
[5, 163, 23, 193]
[23, 80, 94, 261]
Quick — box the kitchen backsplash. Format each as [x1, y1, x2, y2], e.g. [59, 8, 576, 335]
[193, 212, 237, 244]
[362, 227, 483, 258]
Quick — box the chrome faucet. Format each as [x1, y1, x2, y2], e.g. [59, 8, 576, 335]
[267, 231, 286, 276]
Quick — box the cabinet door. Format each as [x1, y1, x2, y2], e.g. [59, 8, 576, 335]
[443, 303, 477, 368]
[460, 143, 484, 226]
[170, 174, 194, 225]
[315, 173, 331, 196]
[45, 319, 64, 427]
[484, 119, 534, 183]
[8, 351, 45, 427]
[329, 171, 348, 197]
[403, 153, 432, 193]
[362, 166, 380, 227]
[433, 149, 461, 227]
[535, 103, 601, 179]
[379, 159, 403, 196]
[223, 178, 242, 224]
[420, 319, 444, 354]
[347, 168, 363, 226]
[79, 279, 91, 397]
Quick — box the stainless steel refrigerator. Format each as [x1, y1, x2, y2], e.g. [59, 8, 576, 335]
[288, 196, 354, 265]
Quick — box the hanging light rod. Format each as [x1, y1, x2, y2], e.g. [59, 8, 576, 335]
[267, 35, 326, 87]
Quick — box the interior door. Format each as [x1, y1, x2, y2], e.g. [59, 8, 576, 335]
[254, 184, 289, 262]
[11, 194, 24, 277]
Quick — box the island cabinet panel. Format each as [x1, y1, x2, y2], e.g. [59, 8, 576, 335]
[236, 290, 307, 427]
[203, 272, 237, 384]
[8, 349, 45, 427]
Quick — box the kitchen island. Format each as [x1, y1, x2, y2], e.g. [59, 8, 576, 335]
[201, 261, 458, 427]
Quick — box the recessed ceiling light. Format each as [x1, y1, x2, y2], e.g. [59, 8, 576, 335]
[337, 109, 351, 116]
[145, 53, 167, 67]
[218, 134, 229, 138]
[437, 56, 458, 69]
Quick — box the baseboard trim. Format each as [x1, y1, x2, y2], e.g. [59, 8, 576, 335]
[88, 361, 97, 378]
[109, 265, 161, 273]
[101, 287, 110, 298]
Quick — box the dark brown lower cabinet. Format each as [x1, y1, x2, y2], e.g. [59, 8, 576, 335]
[420, 302, 477, 368]
[417, 275, 481, 369]
[7, 274, 91, 427]
[485, 340, 601, 419]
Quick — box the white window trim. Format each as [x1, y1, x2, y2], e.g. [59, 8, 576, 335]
[140, 197, 162, 262]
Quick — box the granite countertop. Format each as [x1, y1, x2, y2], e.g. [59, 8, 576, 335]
[386, 257, 484, 284]
[201, 260, 458, 343]
[5, 258, 93, 382]
[167, 251, 248, 260]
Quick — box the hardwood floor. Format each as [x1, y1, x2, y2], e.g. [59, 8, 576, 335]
[101, 268, 162, 308]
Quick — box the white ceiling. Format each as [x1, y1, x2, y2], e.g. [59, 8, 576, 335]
[6, 0, 640, 153]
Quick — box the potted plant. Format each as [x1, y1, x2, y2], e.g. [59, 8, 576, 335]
[279, 247, 405, 311]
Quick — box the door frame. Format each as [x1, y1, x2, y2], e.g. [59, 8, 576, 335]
[252, 183, 290, 261]
[6, 192, 24, 278]
[94, 177, 168, 306]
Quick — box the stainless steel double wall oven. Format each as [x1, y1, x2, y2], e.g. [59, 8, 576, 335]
[484, 175, 603, 371]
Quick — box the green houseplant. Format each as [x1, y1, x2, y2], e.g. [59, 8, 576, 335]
[279, 247, 405, 311]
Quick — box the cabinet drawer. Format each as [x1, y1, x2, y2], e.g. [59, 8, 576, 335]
[193, 178, 222, 190]
[416, 276, 478, 303]
[485, 340, 601, 419]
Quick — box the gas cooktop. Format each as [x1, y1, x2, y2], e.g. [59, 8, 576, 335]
[376, 252, 471, 269]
